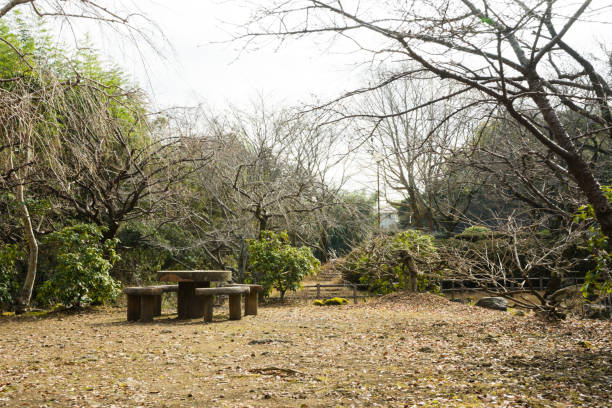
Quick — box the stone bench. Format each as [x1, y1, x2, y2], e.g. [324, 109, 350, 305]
[150, 285, 178, 316]
[124, 287, 164, 322]
[223, 284, 263, 316]
[195, 286, 250, 322]
[124, 285, 178, 322]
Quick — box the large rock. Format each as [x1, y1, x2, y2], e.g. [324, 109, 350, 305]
[475, 297, 508, 311]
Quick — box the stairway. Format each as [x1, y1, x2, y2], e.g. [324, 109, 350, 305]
[313, 259, 343, 282]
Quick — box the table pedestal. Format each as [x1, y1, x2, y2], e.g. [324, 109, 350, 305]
[177, 282, 210, 319]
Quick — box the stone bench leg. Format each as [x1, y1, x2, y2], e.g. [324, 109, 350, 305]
[140, 295, 157, 322]
[154, 295, 162, 317]
[229, 294, 242, 320]
[202, 295, 214, 323]
[127, 294, 141, 321]
[245, 291, 258, 316]
[178, 282, 209, 319]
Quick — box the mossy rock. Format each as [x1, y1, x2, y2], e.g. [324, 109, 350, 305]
[313, 297, 349, 306]
[325, 297, 349, 305]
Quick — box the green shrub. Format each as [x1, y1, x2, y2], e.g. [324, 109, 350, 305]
[462, 225, 492, 234]
[247, 230, 320, 299]
[455, 225, 494, 241]
[0, 244, 23, 310]
[342, 230, 440, 294]
[574, 184, 612, 297]
[37, 224, 120, 308]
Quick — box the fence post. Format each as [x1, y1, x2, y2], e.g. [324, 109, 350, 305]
[353, 284, 357, 304]
[316, 284, 320, 299]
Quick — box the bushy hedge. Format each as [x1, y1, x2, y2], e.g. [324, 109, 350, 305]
[113, 221, 217, 285]
[574, 184, 612, 297]
[36, 224, 120, 308]
[436, 228, 591, 284]
[341, 230, 441, 294]
[0, 244, 23, 310]
[247, 230, 320, 299]
[454, 225, 494, 241]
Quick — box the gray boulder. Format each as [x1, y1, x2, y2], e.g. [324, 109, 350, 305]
[475, 297, 508, 311]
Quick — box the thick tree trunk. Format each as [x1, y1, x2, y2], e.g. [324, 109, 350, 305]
[258, 216, 268, 238]
[567, 155, 612, 245]
[15, 181, 38, 314]
[406, 256, 419, 292]
[529, 81, 612, 247]
[102, 221, 119, 240]
[319, 227, 329, 263]
[406, 186, 422, 229]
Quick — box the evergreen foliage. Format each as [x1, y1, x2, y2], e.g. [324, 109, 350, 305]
[343, 230, 440, 294]
[247, 230, 320, 299]
[37, 224, 120, 308]
[574, 184, 612, 297]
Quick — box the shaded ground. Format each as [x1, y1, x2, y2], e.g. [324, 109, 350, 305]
[1, 294, 610, 407]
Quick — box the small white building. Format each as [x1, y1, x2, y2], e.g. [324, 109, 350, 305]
[380, 206, 399, 230]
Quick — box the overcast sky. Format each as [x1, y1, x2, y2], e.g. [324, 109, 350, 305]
[44, 0, 612, 198]
[55, 0, 381, 193]
[58, 0, 369, 111]
[45, 0, 612, 109]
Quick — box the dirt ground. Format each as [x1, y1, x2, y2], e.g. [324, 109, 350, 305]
[1, 294, 610, 407]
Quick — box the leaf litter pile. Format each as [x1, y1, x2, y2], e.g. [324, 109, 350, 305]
[1, 293, 610, 407]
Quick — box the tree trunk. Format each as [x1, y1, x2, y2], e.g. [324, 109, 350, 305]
[258, 216, 268, 238]
[319, 227, 329, 263]
[567, 155, 612, 246]
[15, 181, 38, 314]
[238, 238, 248, 282]
[102, 221, 120, 241]
[406, 256, 419, 292]
[528, 81, 612, 247]
[406, 186, 422, 229]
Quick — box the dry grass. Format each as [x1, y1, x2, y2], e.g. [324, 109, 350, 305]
[0, 293, 610, 407]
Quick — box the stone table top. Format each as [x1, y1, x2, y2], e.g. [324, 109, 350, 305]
[156, 270, 232, 283]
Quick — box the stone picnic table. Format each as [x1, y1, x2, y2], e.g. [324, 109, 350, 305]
[156, 270, 231, 319]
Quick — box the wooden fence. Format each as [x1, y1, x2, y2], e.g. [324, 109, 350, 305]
[296, 276, 589, 304]
[299, 283, 371, 304]
[441, 276, 585, 292]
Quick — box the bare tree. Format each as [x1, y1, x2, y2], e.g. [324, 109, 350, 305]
[40, 92, 211, 240]
[440, 213, 586, 316]
[237, 0, 612, 245]
[361, 72, 482, 233]
[460, 111, 588, 222]
[149, 105, 345, 277]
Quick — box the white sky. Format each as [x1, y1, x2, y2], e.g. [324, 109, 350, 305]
[36, 0, 612, 200]
[71, 0, 369, 110]
[41, 0, 383, 194]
